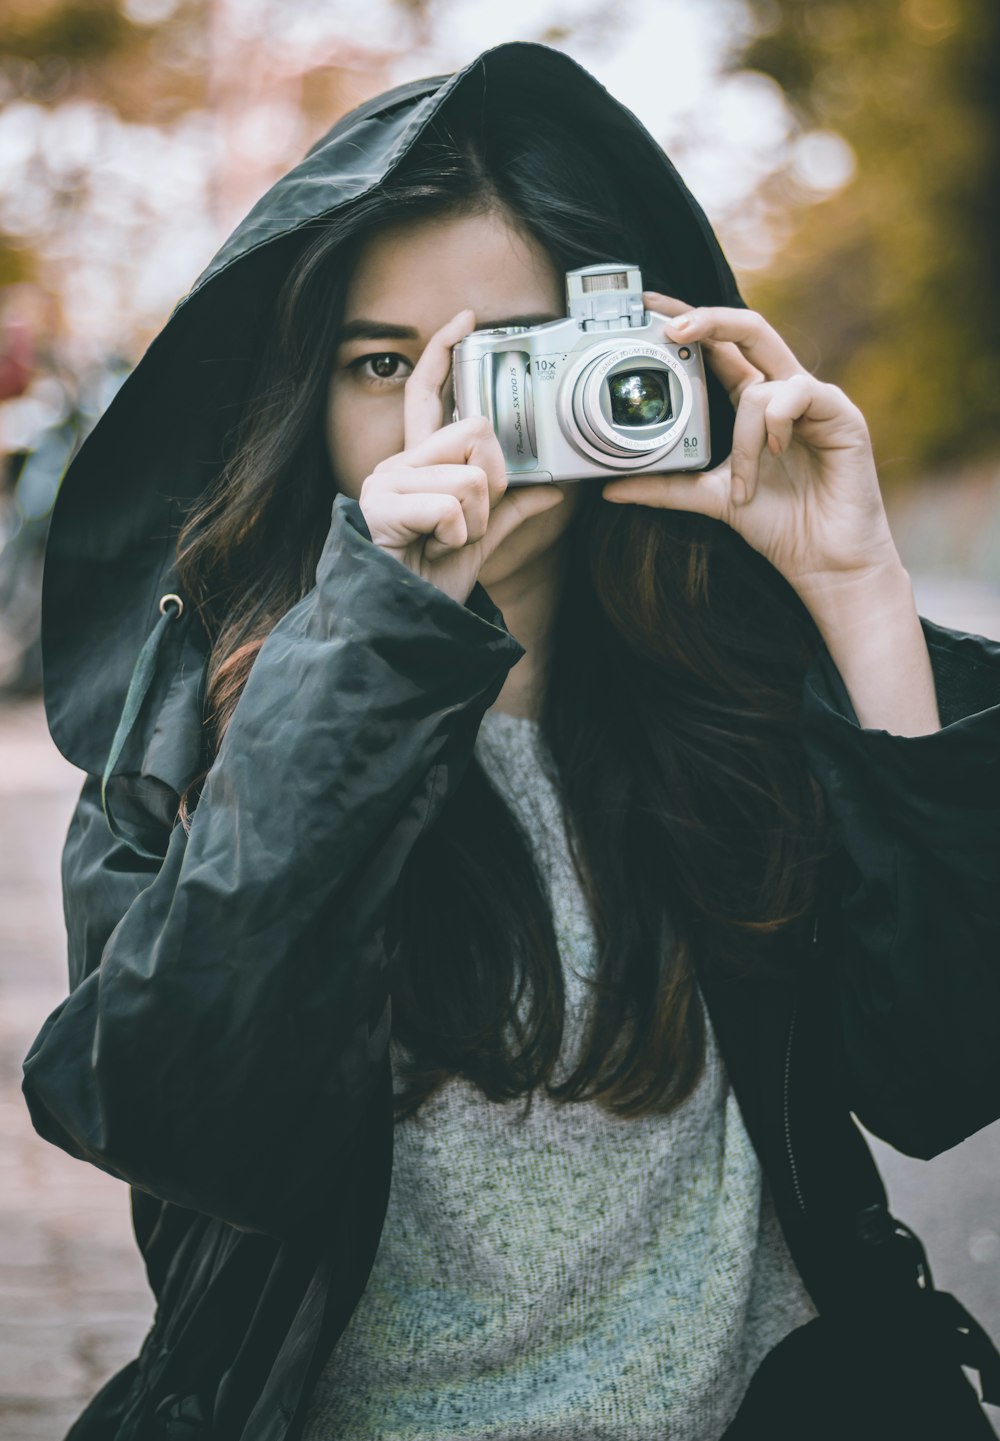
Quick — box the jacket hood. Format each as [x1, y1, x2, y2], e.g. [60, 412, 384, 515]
[41, 39, 746, 787]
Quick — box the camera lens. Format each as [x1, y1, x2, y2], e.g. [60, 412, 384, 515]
[607, 370, 672, 426]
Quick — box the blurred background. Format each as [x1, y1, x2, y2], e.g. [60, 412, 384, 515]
[0, 1, 997, 1436]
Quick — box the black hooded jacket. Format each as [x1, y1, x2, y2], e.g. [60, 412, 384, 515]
[19, 41, 1000, 1441]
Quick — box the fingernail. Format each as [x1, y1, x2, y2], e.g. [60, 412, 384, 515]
[665, 314, 692, 333]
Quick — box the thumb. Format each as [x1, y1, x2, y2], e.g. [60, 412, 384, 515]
[601, 461, 733, 521]
[480, 482, 567, 560]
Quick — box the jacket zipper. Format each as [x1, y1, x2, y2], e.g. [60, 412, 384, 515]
[783, 912, 819, 1217]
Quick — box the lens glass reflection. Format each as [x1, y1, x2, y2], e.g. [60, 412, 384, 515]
[608, 370, 672, 426]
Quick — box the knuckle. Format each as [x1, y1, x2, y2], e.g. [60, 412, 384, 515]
[824, 380, 861, 417]
[465, 414, 494, 442]
[737, 380, 767, 411]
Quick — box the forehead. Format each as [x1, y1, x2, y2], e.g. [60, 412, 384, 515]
[342, 209, 564, 330]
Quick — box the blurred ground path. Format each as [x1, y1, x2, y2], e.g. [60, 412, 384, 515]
[0, 700, 154, 1440]
[0, 570, 997, 1438]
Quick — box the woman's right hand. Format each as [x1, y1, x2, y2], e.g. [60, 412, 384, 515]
[357, 308, 566, 605]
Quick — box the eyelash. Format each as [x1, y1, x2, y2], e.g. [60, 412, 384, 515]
[345, 352, 414, 388]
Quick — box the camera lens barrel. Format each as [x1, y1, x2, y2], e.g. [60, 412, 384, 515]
[563, 341, 693, 467]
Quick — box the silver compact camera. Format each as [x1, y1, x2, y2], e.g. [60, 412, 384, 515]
[452, 262, 710, 485]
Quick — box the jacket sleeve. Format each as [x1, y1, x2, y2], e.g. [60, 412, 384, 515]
[21, 493, 525, 1238]
[800, 613, 1000, 1160]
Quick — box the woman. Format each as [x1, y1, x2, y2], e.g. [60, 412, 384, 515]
[21, 41, 1000, 1441]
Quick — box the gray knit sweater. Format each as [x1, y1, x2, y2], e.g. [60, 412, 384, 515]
[301, 706, 819, 1440]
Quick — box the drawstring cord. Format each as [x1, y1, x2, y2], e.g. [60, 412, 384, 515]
[100, 593, 184, 861]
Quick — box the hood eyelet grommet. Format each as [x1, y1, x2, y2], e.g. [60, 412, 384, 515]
[100, 590, 188, 859]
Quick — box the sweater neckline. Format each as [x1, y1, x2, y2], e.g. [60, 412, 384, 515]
[481, 706, 541, 728]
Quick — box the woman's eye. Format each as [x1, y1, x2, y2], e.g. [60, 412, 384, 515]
[348, 352, 413, 387]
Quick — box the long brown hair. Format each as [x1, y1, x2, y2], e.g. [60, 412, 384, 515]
[175, 109, 835, 1123]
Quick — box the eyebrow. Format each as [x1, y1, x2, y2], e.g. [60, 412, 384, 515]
[337, 314, 561, 345]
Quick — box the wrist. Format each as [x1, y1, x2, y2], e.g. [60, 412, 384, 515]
[795, 556, 915, 645]
[798, 561, 942, 735]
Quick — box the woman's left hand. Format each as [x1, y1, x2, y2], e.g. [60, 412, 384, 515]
[600, 292, 903, 608]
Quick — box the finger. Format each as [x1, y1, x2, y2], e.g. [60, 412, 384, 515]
[643, 290, 761, 403]
[403, 308, 476, 450]
[729, 381, 778, 505]
[398, 415, 509, 512]
[401, 414, 498, 469]
[384, 462, 492, 544]
[762, 374, 817, 460]
[601, 463, 732, 522]
[731, 375, 824, 503]
[391, 491, 468, 554]
[476, 483, 567, 562]
[658, 305, 805, 386]
[641, 291, 695, 321]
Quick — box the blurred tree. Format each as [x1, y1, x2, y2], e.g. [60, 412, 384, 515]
[2, 0, 202, 121]
[735, 0, 1000, 483]
[0, 0, 410, 362]
[1, 0, 210, 366]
